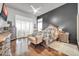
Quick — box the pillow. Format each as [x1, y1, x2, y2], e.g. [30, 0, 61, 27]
[50, 26, 59, 41]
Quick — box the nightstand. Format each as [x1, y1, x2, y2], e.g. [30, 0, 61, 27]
[58, 31, 69, 43]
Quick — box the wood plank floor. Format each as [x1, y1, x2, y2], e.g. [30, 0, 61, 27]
[11, 40, 67, 56]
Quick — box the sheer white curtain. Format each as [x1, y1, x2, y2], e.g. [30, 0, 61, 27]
[15, 15, 34, 38]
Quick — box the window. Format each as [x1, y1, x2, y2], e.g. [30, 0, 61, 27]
[38, 18, 43, 31]
[15, 15, 34, 38]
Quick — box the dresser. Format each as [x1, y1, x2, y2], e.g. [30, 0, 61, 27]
[0, 32, 12, 56]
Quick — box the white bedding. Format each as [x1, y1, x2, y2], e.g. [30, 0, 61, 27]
[49, 41, 79, 56]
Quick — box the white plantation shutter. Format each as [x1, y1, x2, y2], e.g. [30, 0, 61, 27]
[38, 18, 43, 31]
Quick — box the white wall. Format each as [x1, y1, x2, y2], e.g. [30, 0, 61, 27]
[0, 3, 3, 13]
[77, 4, 79, 45]
[7, 6, 36, 26]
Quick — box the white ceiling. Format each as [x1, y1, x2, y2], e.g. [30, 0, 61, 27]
[7, 3, 65, 16]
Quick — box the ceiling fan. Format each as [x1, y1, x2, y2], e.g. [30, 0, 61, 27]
[30, 5, 41, 15]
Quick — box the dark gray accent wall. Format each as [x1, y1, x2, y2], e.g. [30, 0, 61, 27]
[37, 3, 77, 44]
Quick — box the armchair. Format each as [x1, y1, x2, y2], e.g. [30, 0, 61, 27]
[27, 31, 43, 44]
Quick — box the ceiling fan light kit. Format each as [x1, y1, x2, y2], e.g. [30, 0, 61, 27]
[30, 5, 41, 15]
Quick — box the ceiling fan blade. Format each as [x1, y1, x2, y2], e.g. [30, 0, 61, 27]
[30, 5, 35, 11]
